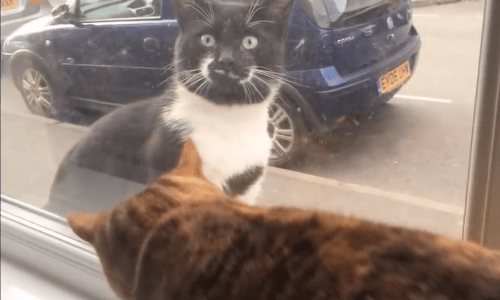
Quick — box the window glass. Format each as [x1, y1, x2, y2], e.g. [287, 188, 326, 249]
[79, 0, 161, 20]
[1, 0, 486, 239]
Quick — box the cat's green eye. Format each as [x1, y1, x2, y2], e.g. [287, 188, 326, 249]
[242, 36, 258, 49]
[201, 34, 216, 47]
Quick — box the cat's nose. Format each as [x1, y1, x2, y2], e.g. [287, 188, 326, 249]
[217, 49, 234, 69]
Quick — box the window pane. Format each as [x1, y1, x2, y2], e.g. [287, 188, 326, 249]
[80, 0, 161, 20]
[1, 0, 486, 238]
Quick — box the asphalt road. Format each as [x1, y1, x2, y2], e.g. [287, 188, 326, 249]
[1, 1, 485, 231]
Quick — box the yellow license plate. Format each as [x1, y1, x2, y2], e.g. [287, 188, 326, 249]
[1, 0, 18, 10]
[378, 60, 411, 94]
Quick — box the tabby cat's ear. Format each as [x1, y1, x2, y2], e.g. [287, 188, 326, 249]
[67, 212, 103, 245]
[170, 138, 204, 178]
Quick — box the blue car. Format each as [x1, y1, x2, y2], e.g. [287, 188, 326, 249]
[2, 0, 420, 165]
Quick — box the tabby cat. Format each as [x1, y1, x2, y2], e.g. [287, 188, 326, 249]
[68, 139, 500, 300]
[47, 0, 294, 215]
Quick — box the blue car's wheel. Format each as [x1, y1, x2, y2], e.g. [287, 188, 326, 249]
[268, 98, 306, 167]
[15, 61, 57, 118]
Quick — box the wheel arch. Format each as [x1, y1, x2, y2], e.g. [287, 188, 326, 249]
[10, 50, 62, 91]
[278, 83, 322, 138]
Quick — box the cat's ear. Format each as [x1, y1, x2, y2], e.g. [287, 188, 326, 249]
[262, 0, 294, 25]
[171, 0, 209, 30]
[67, 212, 103, 244]
[171, 138, 204, 178]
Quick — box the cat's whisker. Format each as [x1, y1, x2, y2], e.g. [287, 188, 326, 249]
[161, 59, 183, 75]
[260, 75, 304, 101]
[247, 83, 253, 104]
[180, 71, 202, 84]
[253, 67, 302, 82]
[194, 79, 209, 95]
[169, 70, 192, 80]
[186, 3, 214, 27]
[242, 82, 251, 104]
[197, 77, 210, 96]
[253, 69, 310, 88]
[203, 80, 213, 97]
[245, 1, 263, 26]
[276, 63, 295, 70]
[176, 73, 200, 88]
[244, 2, 253, 25]
[247, 20, 275, 28]
[246, 66, 301, 82]
[184, 75, 206, 90]
[180, 73, 202, 87]
[255, 66, 290, 76]
[156, 78, 170, 88]
[207, 0, 215, 25]
[248, 80, 266, 103]
[157, 70, 192, 88]
[253, 74, 286, 103]
[252, 70, 292, 86]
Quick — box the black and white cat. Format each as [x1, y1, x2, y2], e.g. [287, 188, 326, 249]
[46, 0, 293, 215]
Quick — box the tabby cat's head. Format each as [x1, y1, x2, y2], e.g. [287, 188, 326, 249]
[67, 139, 230, 300]
[171, 0, 294, 105]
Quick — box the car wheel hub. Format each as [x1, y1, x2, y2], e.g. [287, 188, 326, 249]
[268, 103, 295, 160]
[21, 68, 52, 112]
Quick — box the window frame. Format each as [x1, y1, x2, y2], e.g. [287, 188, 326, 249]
[1, 0, 499, 298]
[1, 195, 118, 299]
[463, 0, 500, 249]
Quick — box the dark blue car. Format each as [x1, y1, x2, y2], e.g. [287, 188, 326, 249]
[2, 0, 420, 165]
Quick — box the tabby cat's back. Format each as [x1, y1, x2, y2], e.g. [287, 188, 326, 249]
[68, 139, 500, 300]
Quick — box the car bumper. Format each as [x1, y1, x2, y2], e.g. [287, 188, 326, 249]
[292, 26, 422, 137]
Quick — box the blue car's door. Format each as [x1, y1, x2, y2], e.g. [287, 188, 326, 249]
[56, 0, 179, 105]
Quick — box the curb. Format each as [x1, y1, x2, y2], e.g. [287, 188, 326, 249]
[412, 0, 461, 8]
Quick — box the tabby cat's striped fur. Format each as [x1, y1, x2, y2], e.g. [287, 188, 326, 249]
[68, 140, 500, 300]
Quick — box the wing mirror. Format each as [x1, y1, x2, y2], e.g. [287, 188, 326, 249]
[52, 0, 80, 23]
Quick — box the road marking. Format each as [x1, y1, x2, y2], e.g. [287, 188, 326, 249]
[413, 14, 439, 17]
[267, 167, 464, 216]
[395, 94, 453, 103]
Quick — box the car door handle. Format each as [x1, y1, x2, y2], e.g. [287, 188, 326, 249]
[65, 57, 75, 64]
[143, 37, 161, 52]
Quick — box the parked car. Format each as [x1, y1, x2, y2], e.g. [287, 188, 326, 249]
[1, 0, 421, 166]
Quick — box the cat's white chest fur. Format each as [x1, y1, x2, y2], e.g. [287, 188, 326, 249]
[163, 84, 273, 204]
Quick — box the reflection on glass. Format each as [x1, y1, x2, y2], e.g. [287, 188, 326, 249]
[1, 0, 485, 238]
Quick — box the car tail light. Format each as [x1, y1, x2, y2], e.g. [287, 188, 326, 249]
[28, 0, 47, 4]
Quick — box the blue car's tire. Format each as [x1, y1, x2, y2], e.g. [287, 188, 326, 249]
[268, 97, 307, 167]
[13, 59, 58, 118]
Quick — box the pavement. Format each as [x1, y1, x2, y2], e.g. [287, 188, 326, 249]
[411, 0, 462, 8]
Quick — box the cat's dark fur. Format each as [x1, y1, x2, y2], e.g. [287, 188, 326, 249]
[47, 0, 294, 215]
[68, 139, 500, 300]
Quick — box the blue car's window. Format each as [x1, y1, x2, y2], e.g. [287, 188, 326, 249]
[0, 0, 487, 241]
[161, 0, 175, 19]
[79, 0, 161, 20]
